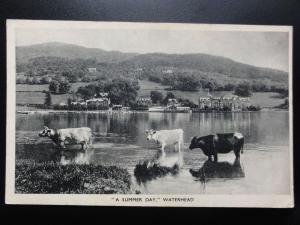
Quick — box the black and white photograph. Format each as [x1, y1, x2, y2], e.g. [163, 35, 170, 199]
[6, 20, 293, 207]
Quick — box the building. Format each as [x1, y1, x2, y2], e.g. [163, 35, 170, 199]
[136, 97, 152, 107]
[198, 95, 250, 111]
[88, 67, 97, 73]
[162, 69, 173, 74]
[71, 92, 110, 109]
[86, 97, 110, 107]
[167, 98, 180, 107]
[97, 92, 109, 98]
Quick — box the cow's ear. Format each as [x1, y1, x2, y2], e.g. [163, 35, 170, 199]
[145, 130, 149, 134]
[153, 131, 156, 134]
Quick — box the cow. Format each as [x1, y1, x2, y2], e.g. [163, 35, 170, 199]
[189, 132, 244, 162]
[39, 126, 92, 151]
[145, 129, 184, 160]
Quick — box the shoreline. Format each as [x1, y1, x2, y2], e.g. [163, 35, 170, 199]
[16, 108, 288, 114]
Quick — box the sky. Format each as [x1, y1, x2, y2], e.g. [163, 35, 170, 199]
[16, 28, 289, 71]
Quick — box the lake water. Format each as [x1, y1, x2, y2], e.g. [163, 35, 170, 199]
[16, 111, 291, 194]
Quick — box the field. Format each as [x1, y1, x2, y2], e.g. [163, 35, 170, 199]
[16, 80, 286, 109]
[16, 82, 94, 106]
[138, 80, 286, 108]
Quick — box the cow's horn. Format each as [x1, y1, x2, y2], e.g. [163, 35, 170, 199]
[44, 126, 49, 129]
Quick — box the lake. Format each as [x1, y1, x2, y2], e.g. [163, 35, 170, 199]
[16, 111, 291, 194]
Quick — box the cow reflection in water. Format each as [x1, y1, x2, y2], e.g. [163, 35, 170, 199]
[51, 148, 94, 165]
[189, 159, 245, 183]
[134, 151, 181, 184]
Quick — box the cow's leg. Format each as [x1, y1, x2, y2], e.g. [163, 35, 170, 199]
[208, 155, 212, 161]
[178, 140, 182, 153]
[234, 145, 241, 161]
[213, 153, 218, 163]
[178, 149, 183, 167]
[174, 143, 178, 152]
[89, 137, 92, 148]
[212, 141, 218, 163]
[161, 144, 166, 159]
[81, 141, 88, 153]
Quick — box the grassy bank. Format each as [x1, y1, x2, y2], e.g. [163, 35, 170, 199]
[15, 161, 132, 194]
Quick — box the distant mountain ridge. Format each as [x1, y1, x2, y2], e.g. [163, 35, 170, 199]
[16, 42, 288, 83]
[16, 42, 138, 64]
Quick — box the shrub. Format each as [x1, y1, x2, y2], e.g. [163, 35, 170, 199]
[247, 105, 261, 111]
[44, 91, 52, 107]
[150, 91, 164, 104]
[15, 162, 132, 194]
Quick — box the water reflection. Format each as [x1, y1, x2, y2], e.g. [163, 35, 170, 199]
[60, 149, 94, 165]
[134, 151, 181, 185]
[16, 111, 289, 147]
[15, 111, 290, 194]
[189, 159, 245, 183]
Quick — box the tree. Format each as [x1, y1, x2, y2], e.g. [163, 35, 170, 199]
[224, 83, 235, 91]
[150, 91, 164, 104]
[63, 71, 78, 83]
[77, 83, 105, 100]
[67, 98, 72, 107]
[40, 76, 52, 84]
[32, 77, 40, 84]
[81, 76, 91, 82]
[178, 98, 197, 108]
[234, 81, 252, 97]
[58, 81, 71, 94]
[76, 78, 140, 106]
[44, 91, 52, 107]
[105, 78, 140, 106]
[162, 92, 175, 105]
[204, 81, 216, 92]
[49, 80, 60, 93]
[172, 74, 201, 91]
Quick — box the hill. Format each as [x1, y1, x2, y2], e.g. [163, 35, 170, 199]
[121, 53, 288, 83]
[16, 42, 137, 64]
[16, 42, 288, 85]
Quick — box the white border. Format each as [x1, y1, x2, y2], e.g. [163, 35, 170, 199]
[6, 19, 294, 207]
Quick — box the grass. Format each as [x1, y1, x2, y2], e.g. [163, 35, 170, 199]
[15, 161, 132, 194]
[139, 80, 286, 108]
[16, 80, 286, 108]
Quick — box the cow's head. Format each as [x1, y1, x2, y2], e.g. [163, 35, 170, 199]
[39, 126, 52, 137]
[189, 136, 205, 150]
[145, 129, 158, 141]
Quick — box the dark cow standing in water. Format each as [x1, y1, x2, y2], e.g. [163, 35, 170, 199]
[189, 133, 244, 162]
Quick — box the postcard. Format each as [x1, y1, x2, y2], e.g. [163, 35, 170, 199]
[6, 19, 294, 207]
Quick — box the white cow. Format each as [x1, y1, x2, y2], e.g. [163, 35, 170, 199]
[39, 126, 92, 151]
[145, 129, 184, 161]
